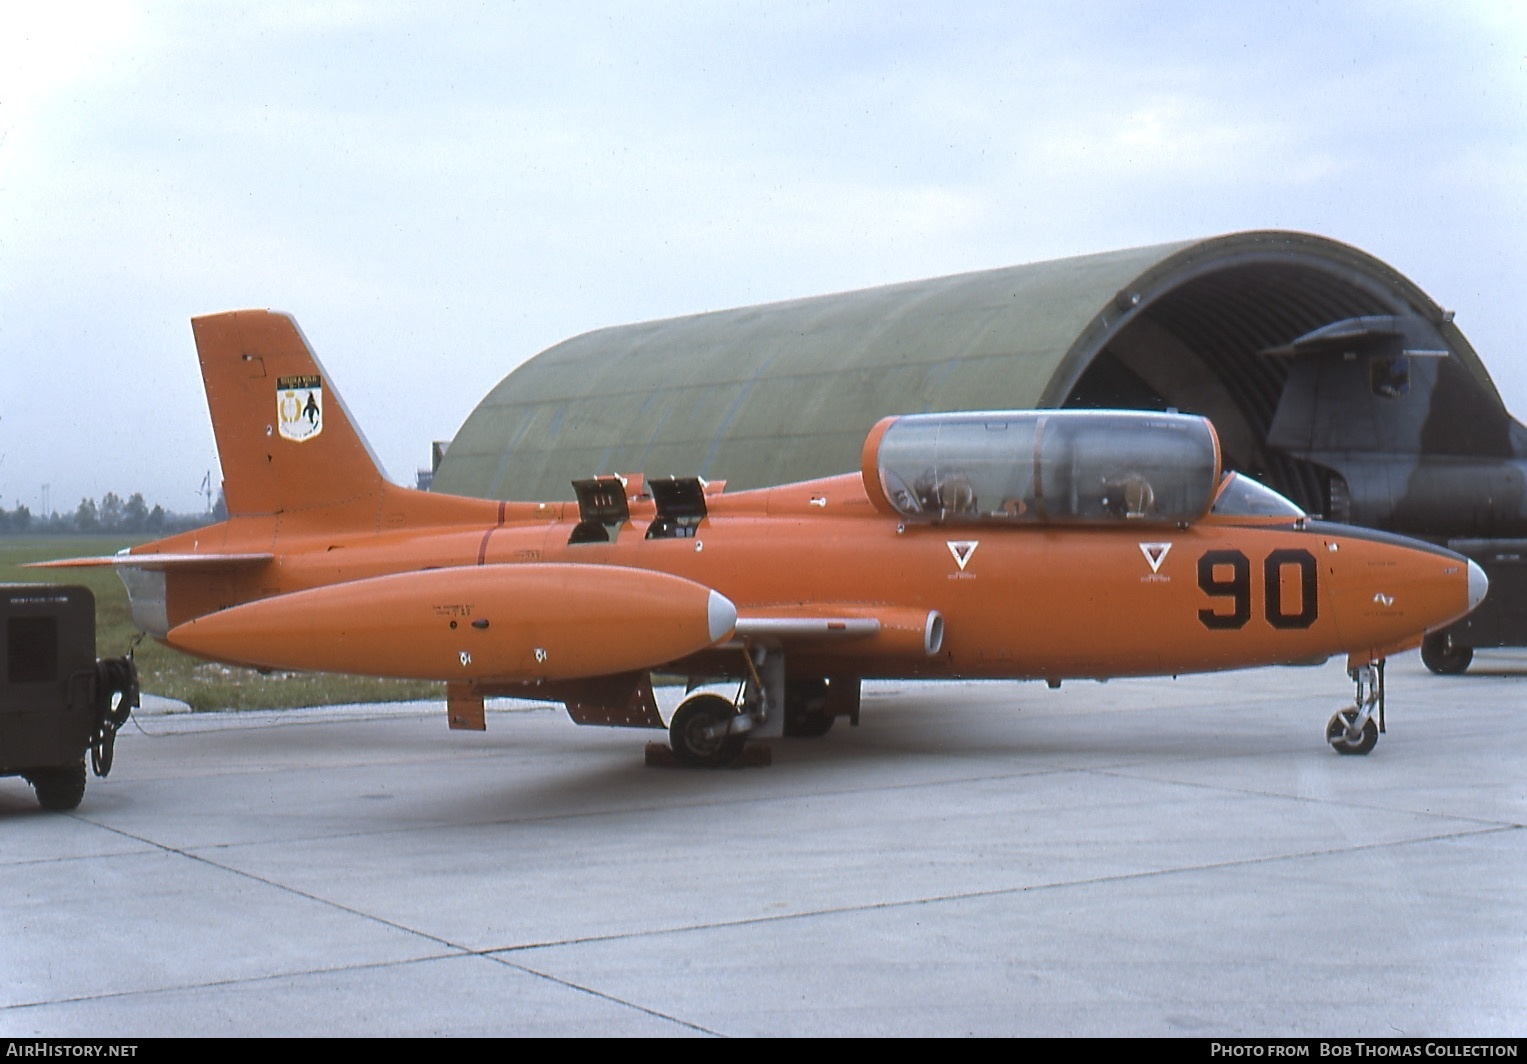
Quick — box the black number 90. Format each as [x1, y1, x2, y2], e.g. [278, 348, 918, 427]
[1197, 549, 1318, 630]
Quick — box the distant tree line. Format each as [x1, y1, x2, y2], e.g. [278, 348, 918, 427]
[0, 491, 227, 536]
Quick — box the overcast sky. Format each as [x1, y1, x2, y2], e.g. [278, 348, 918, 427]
[2, 1, 1524, 516]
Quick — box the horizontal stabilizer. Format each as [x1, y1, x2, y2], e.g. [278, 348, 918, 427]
[1262, 315, 1447, 359]
[28, 552, 274, 571]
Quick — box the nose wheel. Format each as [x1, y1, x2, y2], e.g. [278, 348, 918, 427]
[1326, 660, 1384, 755]
[1325, 708, 1379, 755]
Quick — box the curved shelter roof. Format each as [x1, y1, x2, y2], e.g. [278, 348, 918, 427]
[435, 230, 1491, 510]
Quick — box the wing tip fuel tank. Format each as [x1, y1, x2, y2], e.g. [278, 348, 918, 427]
[166, 563, 737, 683]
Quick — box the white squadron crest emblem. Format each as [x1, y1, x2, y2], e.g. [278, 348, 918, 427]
[277, 374, 323, 443]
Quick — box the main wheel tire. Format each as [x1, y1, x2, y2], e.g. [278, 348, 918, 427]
[783, 678, 834, 738]
[1421, 632, 1473, 675]
[669, 694, 747, 768]
[1326, 709, 1379, 756]
[28, 761, 87, 811]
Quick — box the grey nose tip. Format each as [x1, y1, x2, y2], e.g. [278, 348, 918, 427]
[1467, 559, 1489, 611]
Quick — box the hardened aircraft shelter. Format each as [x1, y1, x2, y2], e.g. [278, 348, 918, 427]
[433, 230, 1496, 517]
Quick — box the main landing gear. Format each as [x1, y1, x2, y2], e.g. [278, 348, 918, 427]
[782, 677, 835, 738]
[666, 645, 776, 768]
[664, 648, 848, 767]
[1326, 660, 1384, 755]
[1420, 631, 1472, 675]
[668, 693, 750, 767]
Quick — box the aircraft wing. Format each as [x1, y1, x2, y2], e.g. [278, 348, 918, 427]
[733, 605, 944, 658]
[734, 615, 881, 641]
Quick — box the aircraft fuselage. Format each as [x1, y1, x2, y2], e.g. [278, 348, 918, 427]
[145, 473, 1477, 687]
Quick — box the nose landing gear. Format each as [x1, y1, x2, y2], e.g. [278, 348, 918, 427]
[1326, 660, 1383, 755]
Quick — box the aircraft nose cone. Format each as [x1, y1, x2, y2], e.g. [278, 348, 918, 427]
[707, 589, 738, 643]
[1468, 559, 1489, 611]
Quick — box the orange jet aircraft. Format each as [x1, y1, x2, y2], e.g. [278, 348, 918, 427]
[39, 310, 1487, 765]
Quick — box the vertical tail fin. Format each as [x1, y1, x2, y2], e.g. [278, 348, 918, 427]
[192, 310, 389, 517]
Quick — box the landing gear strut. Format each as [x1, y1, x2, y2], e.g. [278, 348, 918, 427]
[1326, 659, 1384, 755]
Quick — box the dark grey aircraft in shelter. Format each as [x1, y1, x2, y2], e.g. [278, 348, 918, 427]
[436, 230, 1526, 672]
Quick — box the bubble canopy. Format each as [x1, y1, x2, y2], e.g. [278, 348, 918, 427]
[860, 410, 1224, 526]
